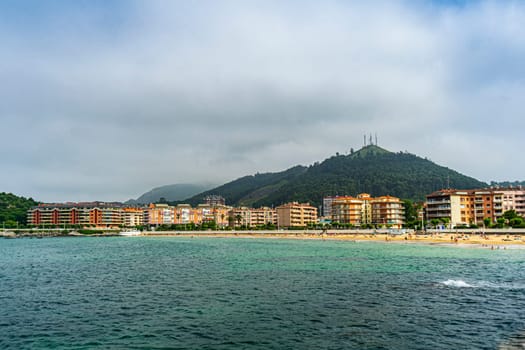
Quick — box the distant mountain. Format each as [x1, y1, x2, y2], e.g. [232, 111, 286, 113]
[183, 145, 487, 207]
[490, 180, 525, 188]
[128, 183, 216, 204]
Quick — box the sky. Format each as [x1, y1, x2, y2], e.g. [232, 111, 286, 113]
[1, 0, 524, 202]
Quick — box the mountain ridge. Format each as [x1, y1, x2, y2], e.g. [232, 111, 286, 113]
[181, 145, 488, 207]
[127, 183, 216, 204]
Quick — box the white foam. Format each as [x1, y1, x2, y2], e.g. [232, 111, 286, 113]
[441, 279, 474, 288]
[440, 279, 525, 289]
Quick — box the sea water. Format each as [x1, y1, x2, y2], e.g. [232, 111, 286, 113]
[1, 237, 524, 349]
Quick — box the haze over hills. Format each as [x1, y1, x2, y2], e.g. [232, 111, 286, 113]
[181, 145, 488, 207]
[127, 183, 216, 204]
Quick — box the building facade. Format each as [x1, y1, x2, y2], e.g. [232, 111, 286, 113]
[329, 193, 404, 228]
[500, 188, 525, 218]
[371, 195, 405, 228]
[229, 207, 277, 228]
[27, 202, 125, 229]
[425, 187, 524, 227]
[275, 202, 318, 228]
[122, 207, 144, 227]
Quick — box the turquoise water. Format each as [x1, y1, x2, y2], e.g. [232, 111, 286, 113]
[1, 237, 525, 349]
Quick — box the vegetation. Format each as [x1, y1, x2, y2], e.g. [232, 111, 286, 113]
[0, 192, 38, 227]
[128, 183, 215, 204]
[403, 200, 423, 229]
[181, 165, 307, 206]
[489, 210, 525, 228]
[182, 145, 486, 208]
[490, 180, 525, 187]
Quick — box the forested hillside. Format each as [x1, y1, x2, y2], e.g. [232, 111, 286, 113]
[182, 145, 487, 207]
[128, 183, 215, 204]
[0, 192, 38, 227]
[182, 166, 307, 206]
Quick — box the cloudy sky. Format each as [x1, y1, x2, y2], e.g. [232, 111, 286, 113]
[1, 0, 524, 202]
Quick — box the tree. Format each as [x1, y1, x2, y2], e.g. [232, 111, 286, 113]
[510, 217, 525, 228]
[503, 210, 518, 221]
[403, 200, 420, 228]
[0, 192, 39, 226]
[235, 214, 243, 227]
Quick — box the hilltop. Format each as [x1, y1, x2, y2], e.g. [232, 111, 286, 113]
[182, 145, 487, 207]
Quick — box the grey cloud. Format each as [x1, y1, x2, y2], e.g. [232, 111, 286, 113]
[1, 0, 524, 201]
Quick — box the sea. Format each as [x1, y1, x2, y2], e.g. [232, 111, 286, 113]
[1, 236, 525, 349]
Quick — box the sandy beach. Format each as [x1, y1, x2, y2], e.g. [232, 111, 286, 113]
[145, 231, 525, 248]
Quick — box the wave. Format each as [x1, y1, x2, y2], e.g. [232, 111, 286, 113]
[440, 279, 525, 289]
[441, 279, 474, 288]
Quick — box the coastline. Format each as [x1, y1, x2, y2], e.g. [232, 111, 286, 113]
[143, 231, 525, 248]
[3, 229, 524, 248]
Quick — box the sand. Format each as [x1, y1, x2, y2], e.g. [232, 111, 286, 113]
[145, 231, 525, 248]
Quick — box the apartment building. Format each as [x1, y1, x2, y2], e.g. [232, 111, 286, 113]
[229, 207, 277, 228]
[275, 202, 318, 228]
[331, 196, 364, 225]
[194, 204, 232, 227]
[144, 203, 174, 226]
[122, 207, 144, 227]
[174, 204, 193, 224]
[371, 196, 405, 228]
[425, 187, 524, 227]
[27, 202, 125, 229]
[329, 193, 404, 228]
[500, 187, 525, 218]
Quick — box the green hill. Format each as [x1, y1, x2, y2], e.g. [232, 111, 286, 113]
[128, 183, 216, 204]
[182, 166, 307, 206]
[0, 192, 39, 227]
[183, 145, 487, 207]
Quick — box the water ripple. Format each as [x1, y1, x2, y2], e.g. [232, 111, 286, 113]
[1, 237, 524, 349]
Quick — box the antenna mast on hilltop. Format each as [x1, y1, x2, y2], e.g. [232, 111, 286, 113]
[369, 133, 373, 146]
[375, 133, 378, 146]
[363, 134, 366, 147]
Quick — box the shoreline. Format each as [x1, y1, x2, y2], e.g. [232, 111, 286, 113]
[3, 230, 524, 248]
[143, 231, 525, 247]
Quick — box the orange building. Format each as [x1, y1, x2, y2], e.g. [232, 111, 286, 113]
[330, 193, 404, 228]
[331, 196, 364, 225]
[144, 203, 174, 226]
[276, 202, 318, 228]
[371, 196, 404, 228]
[27, 202, 124, 229]
[425, 188, 514, 227]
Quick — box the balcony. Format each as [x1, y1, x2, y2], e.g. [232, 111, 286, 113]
[426, 199, 450, 205]
[426, 206, 451, 211]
